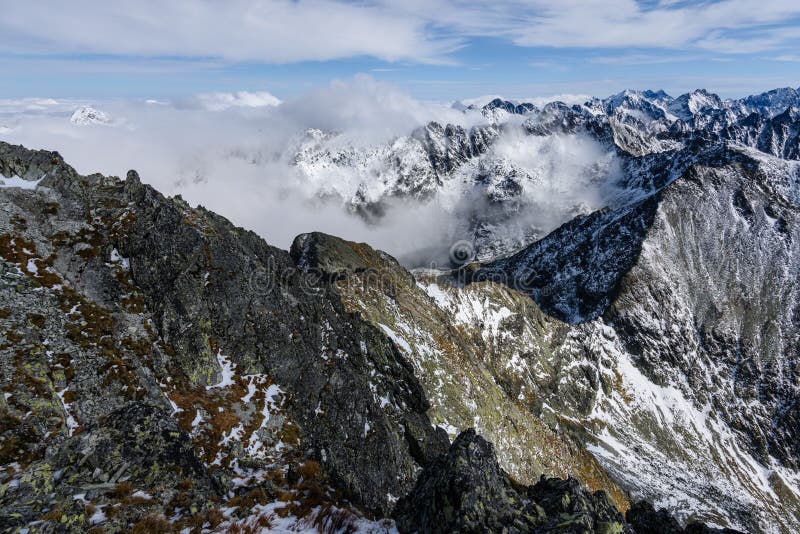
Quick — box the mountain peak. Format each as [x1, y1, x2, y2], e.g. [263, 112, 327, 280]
[667, 89, 723, 121]
[70, 106, 112, 126]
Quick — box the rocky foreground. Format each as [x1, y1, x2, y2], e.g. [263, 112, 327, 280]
[0, 137, 794, 533]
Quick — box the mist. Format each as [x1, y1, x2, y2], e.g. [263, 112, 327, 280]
[0, 77, 623, 267]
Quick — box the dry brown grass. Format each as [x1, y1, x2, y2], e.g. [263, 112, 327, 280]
[108, 481, 133, 499]
[231, 487, 273, 511]
[26, 313, 46, 328]
[164, 357, 283, 469]
[39, 506, 64, 522]
[130, 514, 174, 533]
[61, 389, 77, 403]
[312, 504, 359, 534]
[208, 508, 225, 524]
[297, 460, 321, 480]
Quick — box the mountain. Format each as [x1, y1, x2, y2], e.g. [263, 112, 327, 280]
[69, 106, 112, 126]
[477, 98, 539, 124]
[2, 85, 800, 533]
[735, 87, 800, 117]
[666, 89, 725, 122]
[0, 139, 753, 533]
[289, 86, 800, 265]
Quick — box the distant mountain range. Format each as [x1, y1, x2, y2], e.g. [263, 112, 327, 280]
[292, 86, 800, 264]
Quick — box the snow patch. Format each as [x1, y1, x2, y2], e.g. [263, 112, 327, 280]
[0, 175, 43, 190]
[207, 349, 236, 389]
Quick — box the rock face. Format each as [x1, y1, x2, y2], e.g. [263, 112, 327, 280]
[395, 429, 550, 533]
[475, 194, 660, 323]
[395, 429, 630, 534]
[625, 501, 744, 534]
[396, 430, 741, 533]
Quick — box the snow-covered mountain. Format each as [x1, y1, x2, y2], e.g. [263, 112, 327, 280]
[69, 106, 112, 126]
[286, 87, 800, 529]
[290, 86, 800, 265]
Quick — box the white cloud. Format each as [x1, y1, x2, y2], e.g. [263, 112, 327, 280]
[0, 77, 625, 265]
[183, 91, 282, 111]
[494, 0, 800, 53]
[772, 54, 800, 62]
[2, 1, 800, 66]
[390, 0, 800, 55]
[0, 98, 67, 113]
[0, 77, 480, 256]
[0, 0, 458, 64]
[588, 54, 708, 65]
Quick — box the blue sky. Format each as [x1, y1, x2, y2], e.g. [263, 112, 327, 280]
[1, 0, 799, 101]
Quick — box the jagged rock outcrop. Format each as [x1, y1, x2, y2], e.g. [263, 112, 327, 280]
[394, 430, 629, 534]
[290, 231, 630, 511]
[626, 502, 744, 534]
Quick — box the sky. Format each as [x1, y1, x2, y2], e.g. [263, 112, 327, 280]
[1, 0, 799, 102]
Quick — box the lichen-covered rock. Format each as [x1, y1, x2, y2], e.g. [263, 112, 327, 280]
[528, 476, 628, 534]
[290, 231, 412, 282]
[394, 429, 543, 533]
[117, 171, 449, 514]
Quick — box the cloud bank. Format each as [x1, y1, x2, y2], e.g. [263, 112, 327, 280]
[0, 78, 623, 266]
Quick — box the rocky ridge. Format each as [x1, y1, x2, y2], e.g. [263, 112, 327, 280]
[0, 141, 714, 533]
[0, 142, 447, 531]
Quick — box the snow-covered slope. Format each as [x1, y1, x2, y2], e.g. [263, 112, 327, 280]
[472, 136, 800, 532]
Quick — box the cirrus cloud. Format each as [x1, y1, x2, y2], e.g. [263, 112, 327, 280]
[0, 0, 460, 64]
[2, 0, 800, 67]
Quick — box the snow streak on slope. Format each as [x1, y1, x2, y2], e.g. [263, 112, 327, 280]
[581, 322, 800, 533]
